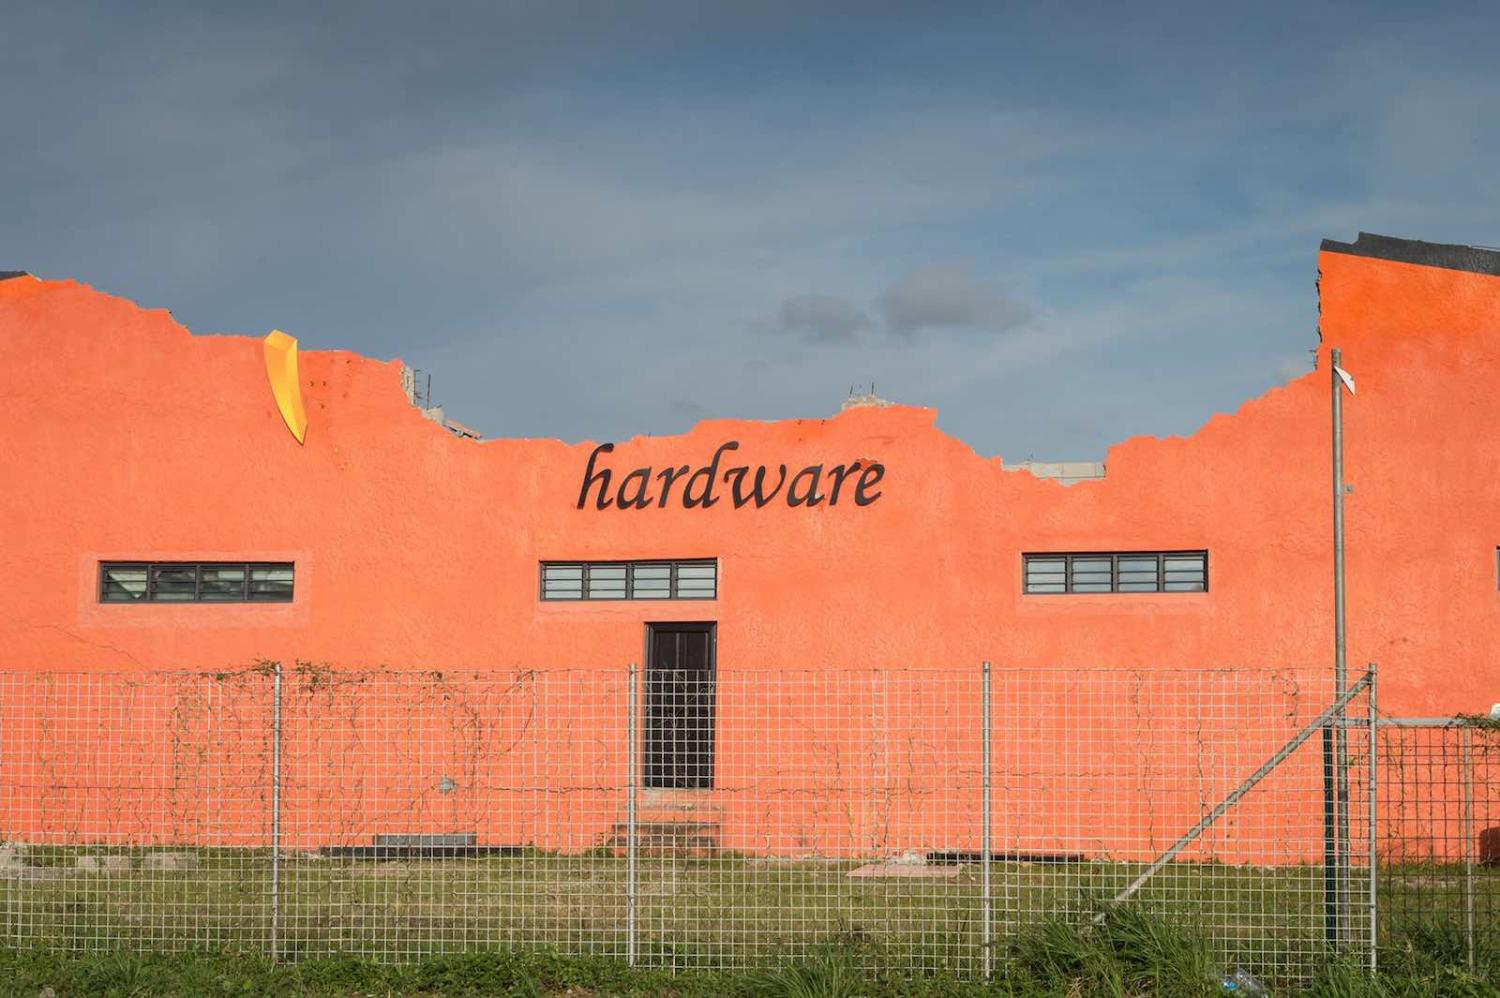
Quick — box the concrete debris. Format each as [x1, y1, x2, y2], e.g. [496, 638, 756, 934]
[76, 855, 133, 873]
[847, 862, 961, 879]
[1008, 459, 1107, 485]
[142, 851, 200, 872]
[840, 392, 892, 412]
[0, 867, 63, 882]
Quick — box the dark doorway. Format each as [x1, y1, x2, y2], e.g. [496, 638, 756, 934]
[644, 622, 716, 789]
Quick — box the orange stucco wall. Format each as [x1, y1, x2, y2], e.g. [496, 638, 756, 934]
[1, 240, 1498, 860]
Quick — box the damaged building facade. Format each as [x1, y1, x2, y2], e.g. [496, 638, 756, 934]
[1, 233, 1498, 860]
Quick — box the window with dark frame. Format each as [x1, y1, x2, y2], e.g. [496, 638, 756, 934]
[1023, 551, 1207, 594]
[99, 562, 295, 603]
[540, 560, 717, 601]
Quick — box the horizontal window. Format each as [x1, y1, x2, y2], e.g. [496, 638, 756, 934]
[541, 560, 717, 601]
[1023, 551, 1206, 594]
[99, 562, 294, 603]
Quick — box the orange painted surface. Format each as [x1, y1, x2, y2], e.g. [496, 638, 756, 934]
[1, 246, 1498, 860]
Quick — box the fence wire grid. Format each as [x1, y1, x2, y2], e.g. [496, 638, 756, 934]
[1374, 717, 1500, 974]
[0, 663, 1486, 984]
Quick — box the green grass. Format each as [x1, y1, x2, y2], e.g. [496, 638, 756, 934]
[0, 918, 1495, 997]
[1, 848, 1496, 995]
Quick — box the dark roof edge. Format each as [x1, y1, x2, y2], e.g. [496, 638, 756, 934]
[1320, 232, 1500, 278]
[0, 271, 30, 281]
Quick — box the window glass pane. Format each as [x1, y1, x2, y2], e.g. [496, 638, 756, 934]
[1025, 558, 1065, 579]
[587, 564, 627, 599]
[101, 566, 148, 601]
[1118, 569, 1159, 581]
[631, 564, 671, 598]
[1026, 571, 1066, 584]
[151, 565, 197, 601]
[1164, 556, 1205, 572]
[541, 565, 583, 600]
[1165, 553, 1206, 591]
[248, 565, 294, 601]
[1118, 555, 1159, 592]
[1165, 569, 1205, 585]
[200, 565, 246, 601]
[1070, 557, 1111, 592]
[675, 561, 717, 598]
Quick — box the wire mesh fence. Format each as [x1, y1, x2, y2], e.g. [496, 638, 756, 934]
[1372, 718, 1500, 976]
[0, 662, 1479, 984]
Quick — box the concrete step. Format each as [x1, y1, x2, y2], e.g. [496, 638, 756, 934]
[607, 819, 721, 858]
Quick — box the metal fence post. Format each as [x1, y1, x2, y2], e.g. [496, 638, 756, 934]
[981, 661, 992, 981]
[1462, 723, 1475, 972]
[1366, 663, 1377, 974]
[1331, 346, 1352, 947]
[271, 661, 283, 963]
[1322, 723, 1339, 949]
[627, 662, 639, 966]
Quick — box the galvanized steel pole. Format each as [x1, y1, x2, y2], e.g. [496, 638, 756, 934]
[627, 662, 639, 966]
[271, 661, 283, 963]
[1332, 347, 1351, 942]
[1333, 348, 1348, 703]
[1367, 663, 1377, 974]
[1462, 724, 1475, 972]
[1322, 724, 1339, 948]
[981, 661, 992, 981]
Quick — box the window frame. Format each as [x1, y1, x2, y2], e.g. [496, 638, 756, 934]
[539, 559, 718, 602]
[98, 561, 296, 604]
[1021, 550, 1208, 595]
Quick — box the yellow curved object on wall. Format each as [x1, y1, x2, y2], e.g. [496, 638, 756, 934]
[263, 330, 308, 444]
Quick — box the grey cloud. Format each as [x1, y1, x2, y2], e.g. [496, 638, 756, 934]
[762, 268, 1032, 346]
[880, 264, 1030, 335]
[775, 294, 872, 342]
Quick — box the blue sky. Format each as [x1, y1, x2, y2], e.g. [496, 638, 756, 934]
[5, 1, 1499, 459]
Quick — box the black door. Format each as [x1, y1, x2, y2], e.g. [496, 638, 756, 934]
[644, 622, 716, 789]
